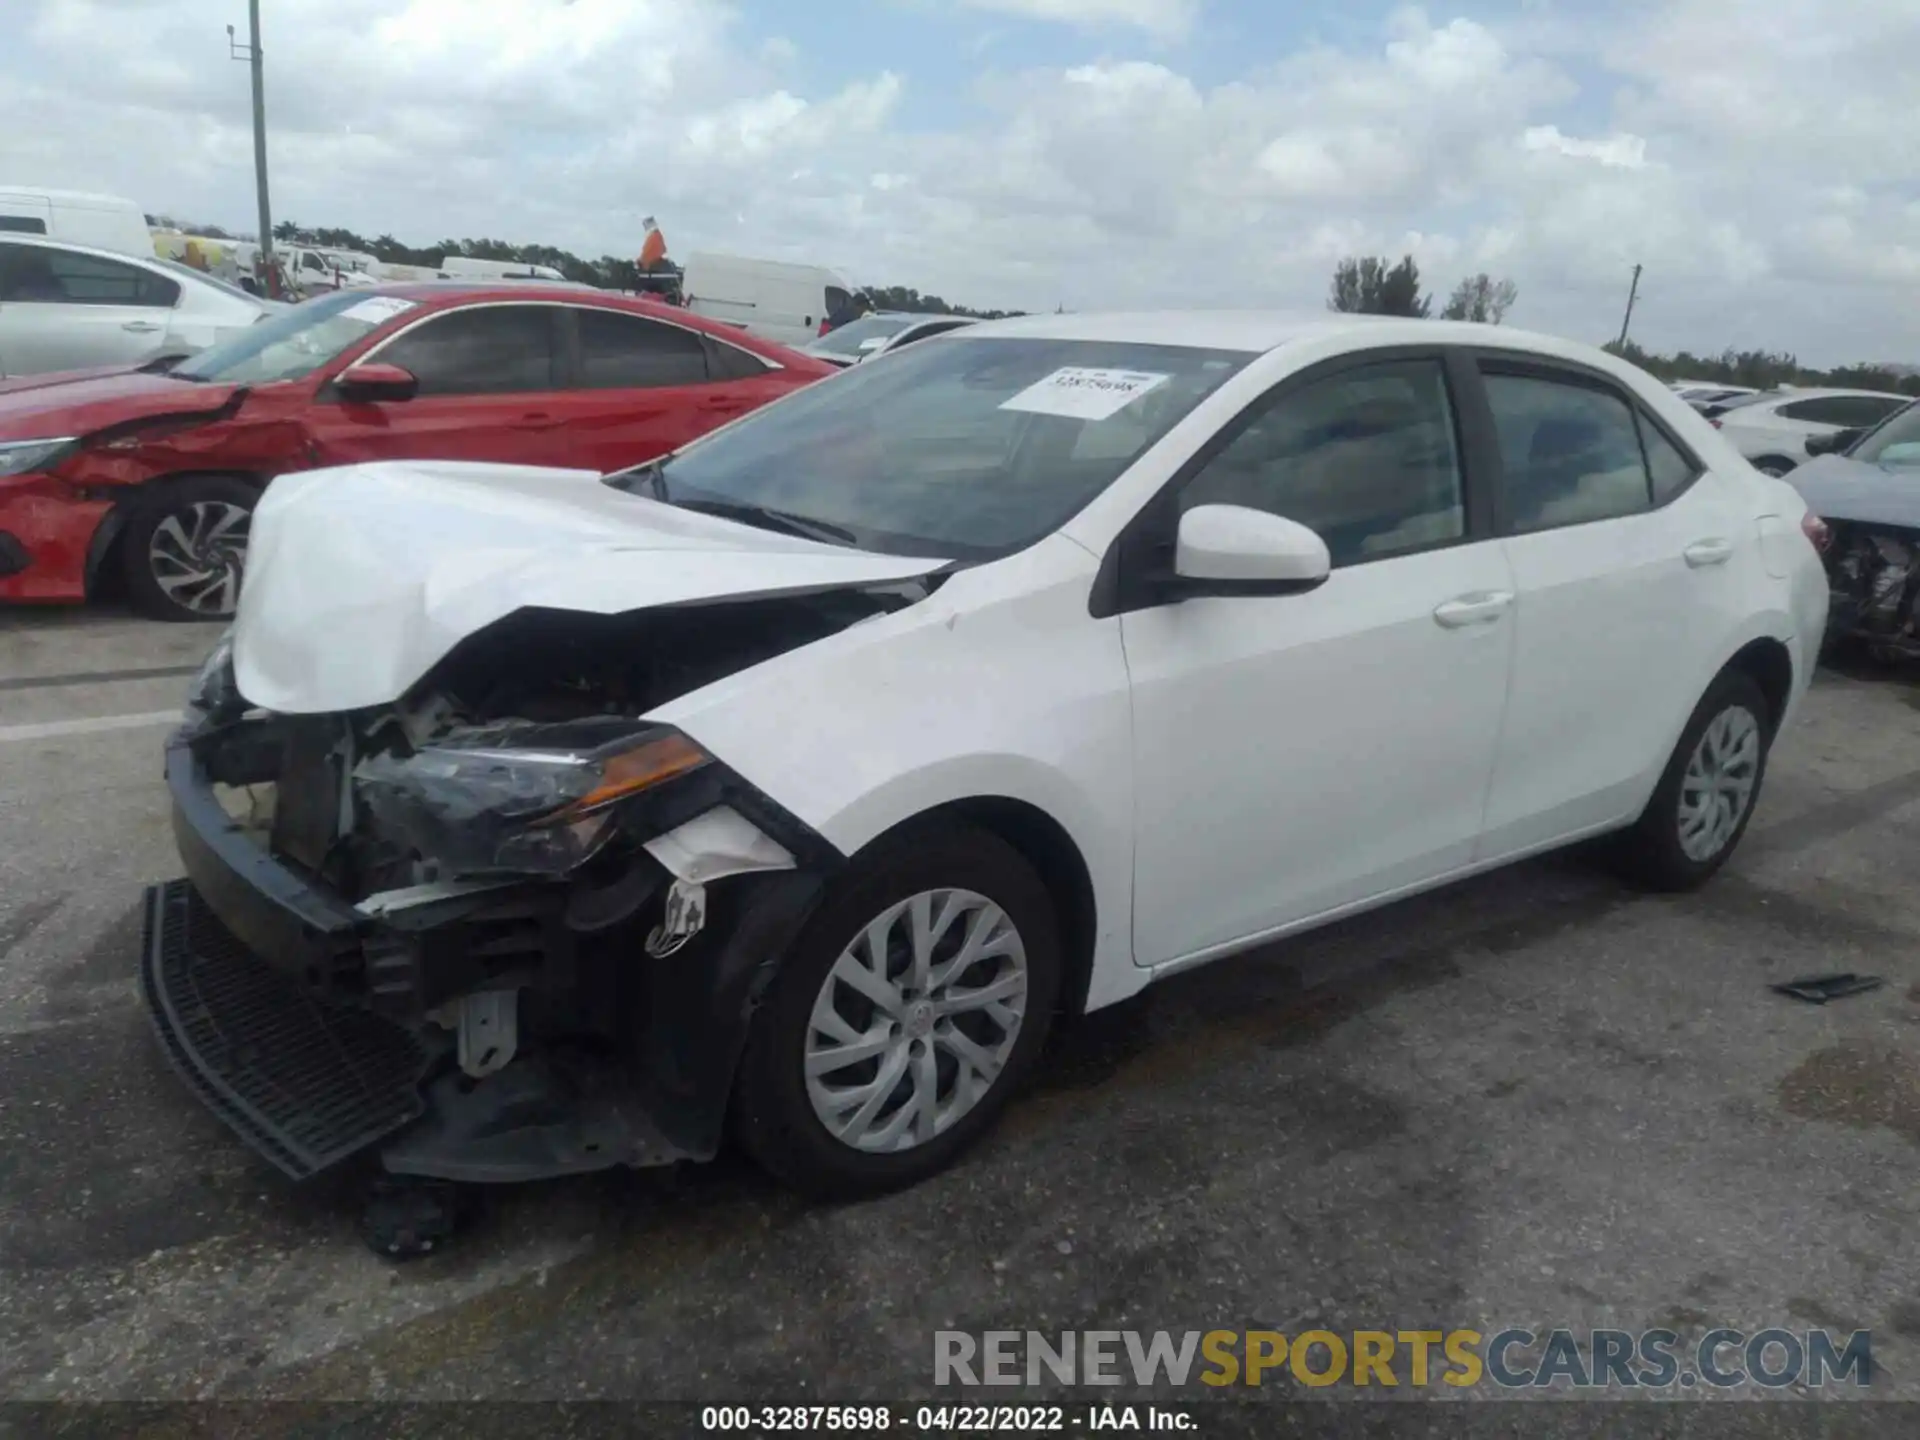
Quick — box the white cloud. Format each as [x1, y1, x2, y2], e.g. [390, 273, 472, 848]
[3, 0, 1919, 364]
[959, 0, 1198, 40]
[1522, 126, 1647, 170]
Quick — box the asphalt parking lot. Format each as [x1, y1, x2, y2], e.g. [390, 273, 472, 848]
[2, 605, 1919, 1417]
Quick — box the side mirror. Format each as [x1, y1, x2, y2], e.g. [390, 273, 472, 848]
[335, 362, 419, 402]
[1166, 504, 1331, 597]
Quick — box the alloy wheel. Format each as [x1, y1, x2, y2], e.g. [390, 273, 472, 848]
[804, 887, 1029, 1153]
[1676, 704, 1761, 861]
[148, 501, 251, 617]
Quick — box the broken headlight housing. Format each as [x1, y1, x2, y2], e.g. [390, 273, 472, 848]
[353, 719, 711, 879]
[182, 628, 241, 727]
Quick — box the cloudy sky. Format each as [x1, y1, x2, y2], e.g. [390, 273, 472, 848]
[5, 0, 1917, 366]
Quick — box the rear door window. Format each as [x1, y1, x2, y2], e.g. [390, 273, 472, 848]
[573, 308, 710, 388]
[1637, 414, 1702, 505]
[378, 304, 560, 395]
[1776, 396, 1891, 426]
[1482, 370, 1651, 532]
[1827, 395, 1909, 428]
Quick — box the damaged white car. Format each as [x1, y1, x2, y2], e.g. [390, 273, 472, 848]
[147, 313, 1829, 1243]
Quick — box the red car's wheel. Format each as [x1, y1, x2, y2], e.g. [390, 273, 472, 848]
[120, 476, 257, 622]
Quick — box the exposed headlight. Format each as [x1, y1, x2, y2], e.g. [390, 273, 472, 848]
[354, 719, 711, 878]
[182, 628, 240, 725]
[0, 438, 77, 478]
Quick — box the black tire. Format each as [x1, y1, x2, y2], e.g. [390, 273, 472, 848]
[1612, 670, 1773, 892]
[119, 476, 256, 622]
[733, 823, 1062, 1199]
[1753, 455, 1797, 478]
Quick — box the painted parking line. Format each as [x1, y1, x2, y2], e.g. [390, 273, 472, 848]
[0, 710, 180, 744]
[0, 664, 201, 693]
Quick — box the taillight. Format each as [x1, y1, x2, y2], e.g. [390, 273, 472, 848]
[817, 319, 831, 336]
[1709, 418, 1722, 429]
[1802, 512, 1831, 552]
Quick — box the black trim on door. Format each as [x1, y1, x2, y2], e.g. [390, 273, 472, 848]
[1088, 345, 1487, 620]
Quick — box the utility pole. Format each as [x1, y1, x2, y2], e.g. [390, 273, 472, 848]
[229, 4, 275, 297]
[1616, 263, 1642, 348]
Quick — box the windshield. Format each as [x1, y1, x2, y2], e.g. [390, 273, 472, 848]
[614, 336, 1253, 560]
[1851, 399, 1920, 467]
[806, 314, 921, 356]
[170, 289, 412, 383]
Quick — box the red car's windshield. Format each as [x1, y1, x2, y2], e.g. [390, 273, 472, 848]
[171, 290, 417, 384]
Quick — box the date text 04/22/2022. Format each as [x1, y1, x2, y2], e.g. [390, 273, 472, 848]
[700, 1404, 1190, 1431]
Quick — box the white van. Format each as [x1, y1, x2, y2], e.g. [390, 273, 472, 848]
[0, 188, 153, 258]
[681, 253, 854, 347]
[439, 256, 568, 282]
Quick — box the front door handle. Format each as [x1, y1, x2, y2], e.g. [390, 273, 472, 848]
[122, 320, 163, 333]
[1684, 538, 1734, 568]
[1432, 591, 1514, 628]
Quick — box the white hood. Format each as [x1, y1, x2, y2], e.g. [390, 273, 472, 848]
[233, 461, 948, 714]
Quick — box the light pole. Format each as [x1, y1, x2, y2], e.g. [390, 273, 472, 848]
[228, 3, 275, 297]
[1616, 262, 1642, 348]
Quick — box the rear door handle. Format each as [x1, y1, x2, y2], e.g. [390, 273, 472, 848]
[1684, 538, 1734, 567]
[1432, 591, 1514, 628]
[122, 320, 163, 333]
[510, 412, 558, 429]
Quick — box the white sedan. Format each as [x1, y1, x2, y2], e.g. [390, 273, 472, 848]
[153, 311, 1830, 1217]
[0, 233, 272, 377]
[1709, 387, 1912, 475]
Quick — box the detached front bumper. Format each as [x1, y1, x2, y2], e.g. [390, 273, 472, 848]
[142, 877, 433, 1178]
[145, 724, 835, 1183]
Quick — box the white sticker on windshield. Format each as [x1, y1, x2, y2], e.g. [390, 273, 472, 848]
[340, 296, 419, 325]
[999, 367, 1171, 421]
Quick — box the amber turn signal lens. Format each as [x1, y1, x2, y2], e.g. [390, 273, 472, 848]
[554, 732, 710, 819]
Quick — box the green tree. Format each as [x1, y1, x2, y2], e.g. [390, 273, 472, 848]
[1440, 273, 1518, 324]
[1328, 255, 1430, 317]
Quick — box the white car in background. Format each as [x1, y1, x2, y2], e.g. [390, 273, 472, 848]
[803, 312, 978, 367]
[152, 311, 1827, 1207]
[1670, 382, 1757, 412]
[1709, 387, 1911, 475]
[0, 233, 273, 377]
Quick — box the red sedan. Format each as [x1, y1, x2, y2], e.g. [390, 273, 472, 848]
[0, 283, 833, 620]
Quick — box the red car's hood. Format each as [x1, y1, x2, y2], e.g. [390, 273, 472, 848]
[0, 366, 246, 442]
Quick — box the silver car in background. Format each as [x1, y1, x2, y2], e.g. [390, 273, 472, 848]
[0, 233, 274, 378]
[803, 311, 976, 367]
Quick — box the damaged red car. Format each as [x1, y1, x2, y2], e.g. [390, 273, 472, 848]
[0, 283, 831, 620]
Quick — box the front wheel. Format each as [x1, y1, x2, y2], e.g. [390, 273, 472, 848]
[733, 824, 1062, 1198]
[1612, 670, 1772, 891]
[119, 477, 256, 622]
[1753, 456, 1797, 478]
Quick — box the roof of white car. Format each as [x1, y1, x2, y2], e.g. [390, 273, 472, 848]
[958, 309, 1597, 361]
[0, 231, 170, 267]
[1745, 386, 1911, 402]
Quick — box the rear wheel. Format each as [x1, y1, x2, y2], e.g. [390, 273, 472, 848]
[1612, 670, 1772, 891]
[734, 824, 1062, 1198]
[120, 477, 255, 622]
